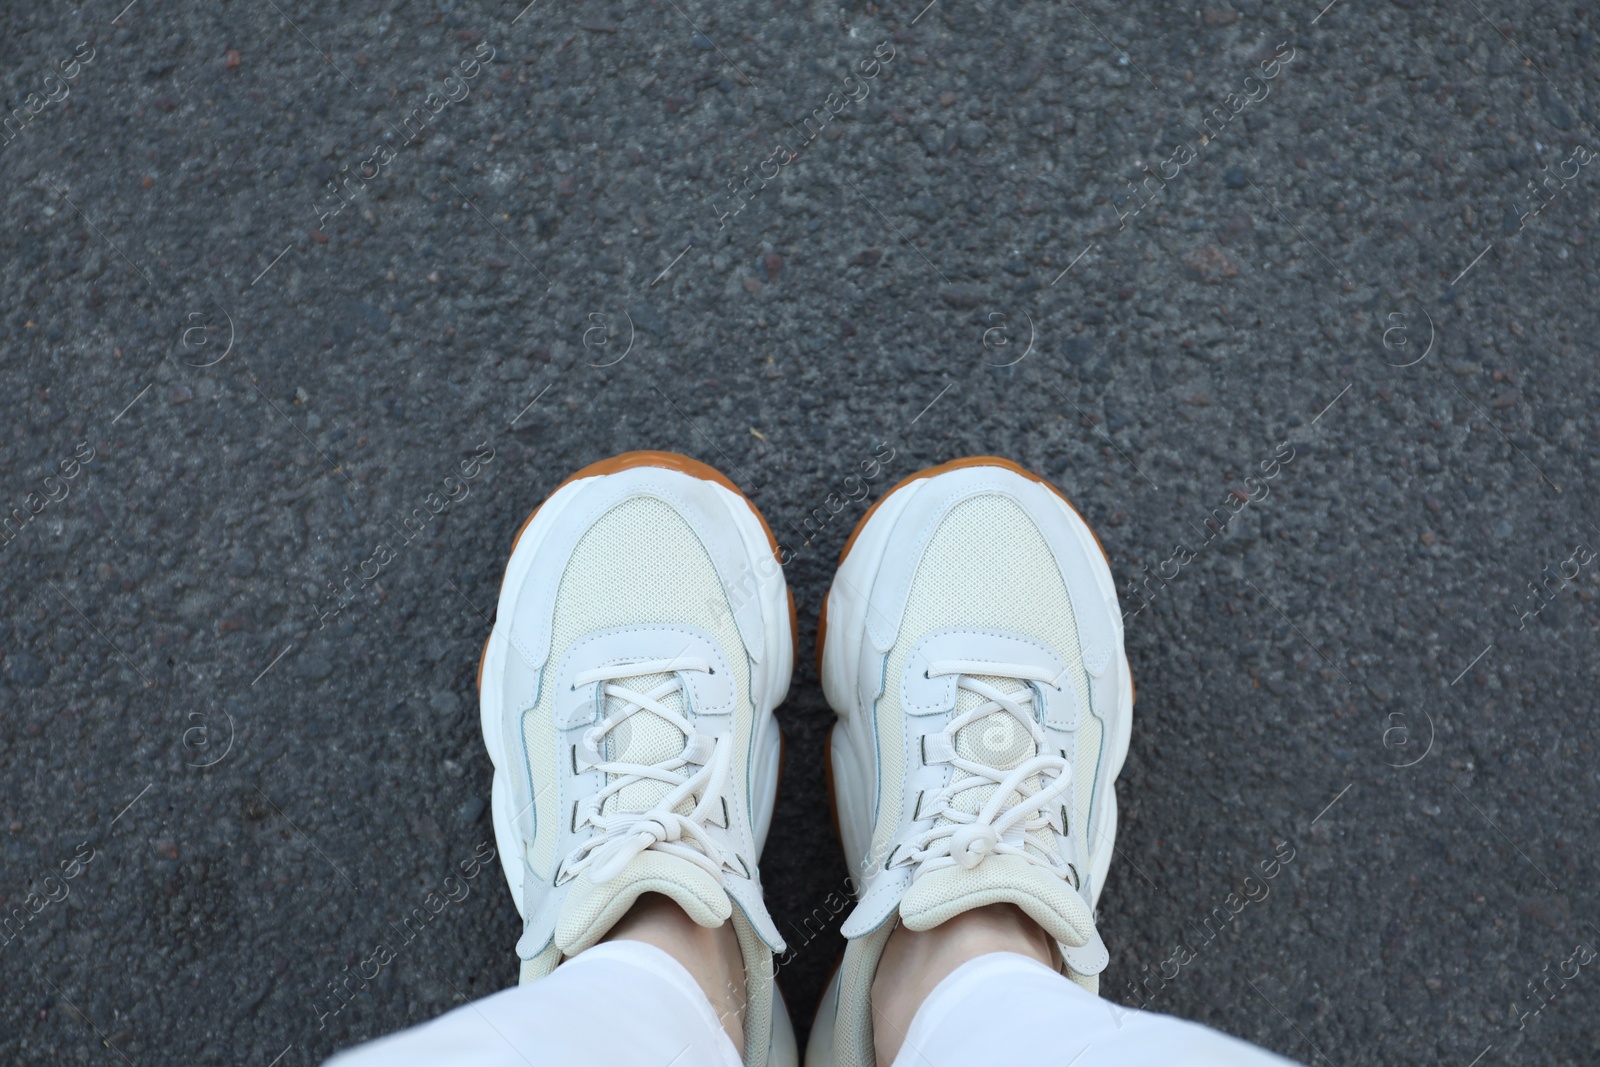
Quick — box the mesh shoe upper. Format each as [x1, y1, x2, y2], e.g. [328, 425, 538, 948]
[521, 496, 757, 883]
[867, 494, 1104, 883]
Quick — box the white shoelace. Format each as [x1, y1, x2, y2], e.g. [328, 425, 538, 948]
[556, 656, 736, 885]
[897, 659, 1074, 877]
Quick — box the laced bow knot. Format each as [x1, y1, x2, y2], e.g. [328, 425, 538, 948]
[948, 823, 999, 869]
[556, 656, 739, 887]
[585, 813, 684, 883]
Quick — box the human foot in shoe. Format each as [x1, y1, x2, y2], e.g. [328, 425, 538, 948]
[478, 451, 799, 1066]
[810, 457, 1133, 1067]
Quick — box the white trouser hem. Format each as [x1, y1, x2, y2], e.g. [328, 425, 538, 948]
[323, 939, 743, 1067]
[892, 951, 1302, 1067]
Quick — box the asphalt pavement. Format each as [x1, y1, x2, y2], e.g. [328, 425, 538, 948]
[2, 0, 1598, 1064]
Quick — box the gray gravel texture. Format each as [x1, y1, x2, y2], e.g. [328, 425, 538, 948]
[2, 0, 1598, 1064]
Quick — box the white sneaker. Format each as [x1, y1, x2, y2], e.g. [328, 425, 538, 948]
[809, 456, 1134, 1067]
[479, 451, 799, 1067]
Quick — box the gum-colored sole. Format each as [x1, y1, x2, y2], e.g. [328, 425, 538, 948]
[477, 450, 797, 691]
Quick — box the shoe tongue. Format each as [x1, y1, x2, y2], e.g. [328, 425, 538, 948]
[555, 850, 732, 958]
[944, 676, 1054, 863]
[898, 853, 1095, 948]
[606, 671, 689, 815]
